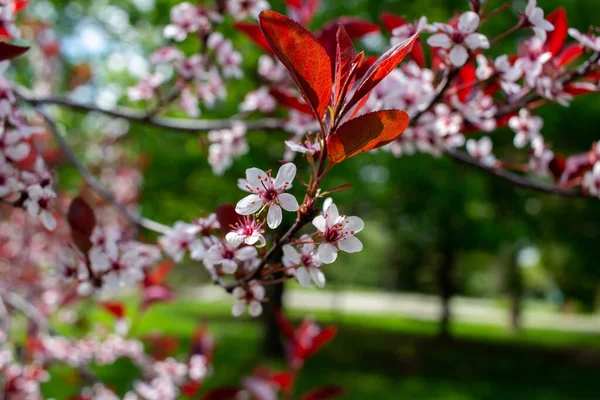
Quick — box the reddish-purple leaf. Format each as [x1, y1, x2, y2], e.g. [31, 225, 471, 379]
[202, 388, 242, 400]
[274, 309, 296, 342]
[544, 8, 567, 57]
[411, 40, 426, 68]
[234, 22, 274, 55]
[270, 88, 314, 115]
[316, 17, 379, 64]
[101, 302, 126, 319]
[305, 326, 338, 359]
[301, 386, 346, 400]
[216, 204, 243, 235]
[67, 196, 96, 253]
[144, 259, 174, 286]
[0, 41, 29, 62]
[455, 62, 476, 102]
[327, 110, 409, 165]
[333, 25, 357, 108]
[554, 43, 584, 67]
[564, 82, 598, 96]
[285, 0, 303, 9]
[341, 33, 418, 118]
[380, 13, 407, 32]
[259, 10, 332, 120]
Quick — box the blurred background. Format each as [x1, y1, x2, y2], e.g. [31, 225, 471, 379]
[26, 0, 600, 398]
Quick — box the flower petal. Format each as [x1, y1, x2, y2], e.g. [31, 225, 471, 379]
[338, 235, 363, 253]
[295, 267, 313, 287]
[283, 245, 301, 265]
[309, 268, 326, 288]
[343, 216, 364, 234]
[274, 163, 296, 189]
[267, 204, 282, 229]
[458, 11, 480, 34]
[427, 33, 452, 49]
[40, 211, 57, 231]
[326, 203, 340, 223]
[235, 194, 263, 215]
[464, 33, 489, 50]
[248, 301, 263, 317]
[278, 193, 299, 212]
[312, 215, 327, 233]
[246, 168, 267, 190]
[221, 259, 238, 274]
[232, 300, 246, 317]
[318, 243, 338, 264]
[236, 246, 258, 261]
[449, 45, 469, 67]
[226, 232, 245, 247]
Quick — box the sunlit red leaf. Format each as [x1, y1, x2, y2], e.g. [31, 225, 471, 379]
[564, 82, 598, 96]
[143, 333, 179, 360]
[455, 62, 476, 102]
[554, 43, 584, 67]
[544, 8, 567, 57]
[67, 196, 96, 253]
[316, 17, 379, 65]
[0, 41, 29, 61]
[14, 1, 28, 13]
[202, 387, 242, 400]
[301, 386, 346, 400]
[341, 33, 418, 117]
[269, 88, 313, 115]
[234, 22, 273, 55]
[216, 204, 243, 235]
[274, 309, 296, 342]
[304, 326, 338, 359]
[259, 10, 332, 120]
[327, 110, 409, 165]
[145, 259, 174, 286]
[333, 25, 357, 107]
[288, 0, 320, 26]
[101, 301, 126, 319]
[285, 0, 303, 9]
[269, 371, 295, 392]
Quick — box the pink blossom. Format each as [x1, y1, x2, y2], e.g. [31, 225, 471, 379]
[227, 0, 269, 21]
[240, 86, 276, 113]
[225, 216, 266, 247]
[232, 281, 265, 317]
[466, 136, 496, 167]
[509, 108, 543, 148]
[568, 28, 600, 52]
[283, 240, 324, 288]
[524, 0, 554, 41]
[158, 222, 205, 262]
[312, 201, 364, 264]
[391, 17, 432, 45]
[205, 240, 258, 274]
[584, 162, 600, 198]
[24, 184, 56, 230]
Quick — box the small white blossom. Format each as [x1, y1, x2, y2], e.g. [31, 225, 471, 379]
[584, 162, 600, 197]
[283, 241, 324, 288]
[312, 202, 364, 264]
[509, 109, 543, 148]
[524, 0, 554, 41]
[466, 136, 496, 167]
[205, 241, 258, 274]
[232, 282, 265, 317]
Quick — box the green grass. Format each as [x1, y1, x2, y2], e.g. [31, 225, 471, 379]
[41, 300, 600, 399]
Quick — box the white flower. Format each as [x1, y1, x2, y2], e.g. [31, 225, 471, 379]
[524, 0, 554, 42]
[514, 37, 552, 88]
[188, 355, 208, 382]
[24, 184, 56, 230]
[163, 2, 216, 41]
[225, 216, 266, 248]
[232, 282, 265, 317]
[536, 77, 572, 107]
[227, 0, 269, 21]
[240, 86, 276, 113]
[158, 222, 205, 262]
[508, 109, 543, 148]
[466, 136, 496, 167]
[568, 28, 600, 52]
[584, 162, 600, 198]
[284, 136, 321, 156]
[476, 54, 522, 95]
[529, 138, 554, 176]
[235, 164, 299, 229]
[205, 241, 258, 274]
[427, 11, 489, 67]
[391, 16, 433, 45]
[283, 241, 324, 288]
[312, 202, 364, 264]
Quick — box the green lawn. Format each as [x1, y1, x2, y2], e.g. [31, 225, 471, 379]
[42, 300, 600, 399]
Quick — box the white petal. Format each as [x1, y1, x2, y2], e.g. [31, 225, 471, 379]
[296, 267, 313, 287]
[479, 137, 493, 154]
[343, 216, 364, 234]
[233, 287, 246, 297]
[246, 168, 267, 190]
[309, 268, 326, 288]
[221, 259, 238, 274]
[283, 245, 301, 265]
[458, 11, 480, 34]
[226, 232, 245, 247]
[326, 203, 340, 223]
[312, 215, 327, 233]
[278, 193, 299, 211]
[274, 163, 296, 189]
[232, 300, 246, 317]
[338, 235, 363, 253]
[318, 243, 338, 264]
[40, 211, 57, 231]
[267, 204, 282, 229]
[449, 45, 469, 67]
[323, 197, 333, 212]
[464, 33, 489, 50]
[235, 194, 263, 215]
[236, 246, 258, 261]
[427, 33, 452, 49]
[248, 301, 263, 317]
[252, 284, 265, 300]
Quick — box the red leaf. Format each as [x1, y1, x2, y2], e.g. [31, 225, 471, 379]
[380, 13, 407, 32]
[327, 110, 409, 165]
[549, 153, 566, 182]
[142, 285, 174, 310]
[269, 88, 314, 115]
[341, 33, 418, 118]
[564, 82, 598, 96]
[234, 22, 274, 56]
[285, 0, 303, 9]
[101, 302, 126, 319]
[0, 41, 29, 62]
[410, 40, 426, 68]
[333, 25, 357, 108]
[215, 204, 243, 235]
[181, 382, 202, 397]
[554, 43, 583, 67]
[301, 386, 346, 400]
[67, 196, 96, 253]
[274, 309, 296, 342]
[259, 11, 332, 120]
[145, 259, 174, 286]
[305, 326, 338, 358]
[316, 17, 379, 66]
[14, 1, 28, 13]
[544, 8, 567, 57]
[202, 388, 242, 400]
[269, 372, 295, 392]
[455, 62, 476, 102]
[289, 0, 321, 26]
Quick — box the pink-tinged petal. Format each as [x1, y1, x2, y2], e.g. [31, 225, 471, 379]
[40, 211, 57, 231]
[222, 259, 238, 274]
[325, 203, 340, 223]
[206, 247, 224, 264]
[236, 246, 258, 261]
[252, 284, 265, 300]
[190, 241, 206, 260]
[323, 197, 333, 212]
[479, 136, 493, 154]
[226, 232, 245, 247]
[533, 27, 547, 42]
[295, 266, 313, 287]
[343, 216, 364, 234]
[235, 194, 262, 215]
[318, 243, 338, 264]
[464, 33, 489, 50]
[232, 300, 246, 317]
[248, 300, 263, 317]
[267, 204, 282, 229]
[278, 193, 299, 211]
[233, 287, 246, 297]
[458, 11, 480, 34]
[309, 268, 326, 288]
[246, 167, 267, 190]
[274, 163, 296, 189]
[6, 143, 30, 161]
[449, 45, 469, 66]
[283, 245, 301, 265]
[89, 248, 110, 272]
[312, 215, 327, 232]
[338, 235, 363, 253]
[427, 33, 452, 49]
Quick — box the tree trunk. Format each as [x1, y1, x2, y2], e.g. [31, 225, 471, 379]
[261, 273, 285, 358]
[507, 249, 523, 333]
[438, 246, 456, 340]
